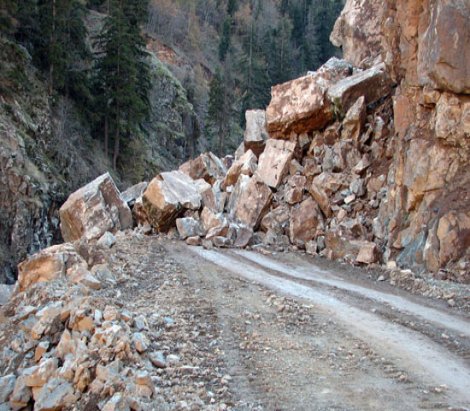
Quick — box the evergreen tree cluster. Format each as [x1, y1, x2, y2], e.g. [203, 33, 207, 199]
[206, 0, 344, 155]
[2, 0, 151, 169]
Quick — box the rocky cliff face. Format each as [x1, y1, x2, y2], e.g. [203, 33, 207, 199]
[0, 35, 199, 283]
[0, 38, 112, 283]
[113, 0, 469, 282]
[332, 0, 470, 280]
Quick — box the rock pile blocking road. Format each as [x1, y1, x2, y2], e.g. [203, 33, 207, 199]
[117, 57, 395, 267]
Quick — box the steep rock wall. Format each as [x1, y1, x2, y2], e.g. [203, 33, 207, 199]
[332, 0, 470, 280]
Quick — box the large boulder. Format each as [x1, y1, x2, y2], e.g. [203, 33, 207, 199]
[176, 217, 205, 240]
[437, 211, 470, 268]
[330, 0, 385, 68]
[308, 172, 347, 218]
[327, 64, 393, 115]
[256, 140, 296, 189]
[222, 150, 258, 189]
[234, 178, 273, 229]
[266, 58, 353, 137]
[179, 152, 227, 185]
[260, 205, 290, 234]
[227, 174, 251, 219]
[244, 110, 269, 157]
[289, 198, 324, 247]
[200, 207, 226, 233]
[200, 181, 227, 214]
[326, 232, 378, 262]
[341, 96, 366, 142]
[59, 173, 133, 243]
[17, 244, 86, 291]
[143, 171, 202, 232]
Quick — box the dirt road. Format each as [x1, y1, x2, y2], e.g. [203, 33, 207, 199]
[163, 240, 470, 410]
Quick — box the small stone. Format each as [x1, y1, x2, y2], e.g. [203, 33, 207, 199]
[134, 315, 148, 331]
[102, 393, 130, 411]
[103, 305, 120, 322]
[34, 342, 50, 362]
[166, 354, 180, 365]
[135, 371, 153, 388]
[186, 236, 202, 246]
[447, 299, 456, 307]
[0, 375, 16, 403]
[149, 352, 167, 369]
[34, 378, 77, 411]
[344, 194, 356, 205]
[23, 358, 58, 387]
[132, 332, 150, 353]
[120, 310, 133, 323]
[97, 231, 117, 248]
[9, 376, 31, 410]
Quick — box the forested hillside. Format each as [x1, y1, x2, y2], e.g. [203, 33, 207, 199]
[0, 0, 342, 278]
[145, 0, 344, 153]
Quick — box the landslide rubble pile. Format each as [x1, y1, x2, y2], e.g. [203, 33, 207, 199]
[128, 58, 397, 267]
[0, 176, 234, 411]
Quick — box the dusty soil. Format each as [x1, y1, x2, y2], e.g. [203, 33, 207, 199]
[162, 239, 470, 411]
[2, 233, 469, 410]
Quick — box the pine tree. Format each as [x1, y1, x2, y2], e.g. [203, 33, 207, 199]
[218, 17, 231, 61]
[206, 67, 238, 155]
[93, 0, 150, 169]
[32, 0, 89, 96]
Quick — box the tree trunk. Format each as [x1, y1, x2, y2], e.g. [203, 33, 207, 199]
[113, 123, 120, 170]
[104, 115, 109, 158]
[49, 0, 56, 95]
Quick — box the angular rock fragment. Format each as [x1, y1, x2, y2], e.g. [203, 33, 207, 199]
[233, 225, 254, 248]
[179, 152, 227, 184]
[0, 284, 13, 306]
[10, 376, 31, 410]
[186, 236, 202, 246]
[327, 64, 393, 115]
[341, 96, 366, 142]
[266, 58, 353, 137]
[227, 174, 251, 220]
[200, 207, 226, 233]
[200, 180, 227, 214]
[260, 205, 290, 234]
[34, 378, 76, 411]
[97, 231, 116, 249]
[234, 178, 272, 229]
[176, 217, 205, 240]
[121, 182, 148, 206]
[356, 242, 380, 264]
[67, 266, 102, 290]
[143, 171, 202, 232]
[0, 375, 16, 404]
[285, 175, 307, 205]
[244, 110, 269, 156]
[256, 139, 296, 189]
[223, 150, 258, 189]
[289, 198, 323, 247]
[60, 173, 133, 242]
[17, 243, 86, 291]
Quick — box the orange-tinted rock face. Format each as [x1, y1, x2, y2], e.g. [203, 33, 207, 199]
[418, 0, 470, 94]
[331, 0, 470, 279]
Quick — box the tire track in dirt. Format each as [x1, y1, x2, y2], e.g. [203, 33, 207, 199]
[187, 245, 470, 407]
